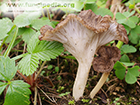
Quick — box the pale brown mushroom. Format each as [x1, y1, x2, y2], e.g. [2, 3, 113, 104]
[39, 10, 128, 101]
[90, 46, 121, 99]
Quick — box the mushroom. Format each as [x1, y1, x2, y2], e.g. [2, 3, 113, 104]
[38, 10, 128, 101]
[90, 46, 121, 99]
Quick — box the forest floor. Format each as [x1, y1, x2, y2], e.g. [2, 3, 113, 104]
[30, 54, 140, 105]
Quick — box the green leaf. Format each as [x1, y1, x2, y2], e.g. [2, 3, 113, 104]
[85, 3, 97, 12]
[129, 16, 139, 25]
[4, 80, 31, 105]
[31, 17, 55, 30]
[0, 56, 17, 81]
[5, 27, 17, 43]
[47, 65, 53, 70]
[19, 32, 63, 75]
[120, 54, 130, 62]
[18, 54, 39, 76]
[86, 0, 96, 3]
[74, 1, 85, 11]
[127, 66, 140, 77]
[123, 10, 135, 17]
[128, 25, 140, 44]
[14, 12, 41, 27]
[123, 24, 130, 34]
[124, 16, 138, 28]
[129, 30, 139, 44]
[33, 41, 64, 61]
[0, 18, 13, 40]
[121, 45, 137, 54]
[27, 32, 40, 53]
[94, 8, 113, 17]
[125, 66, 140, 84]
[116, 12, 139, 28]
[0, 82, 8, 95]
[120, 62, 135, 66]
[55, 66, 59, 72]
[114, 61, 126, 80]
[125, 72, 137, 84]
[116, 12, 126, 20]
[22, 28, 36, 44]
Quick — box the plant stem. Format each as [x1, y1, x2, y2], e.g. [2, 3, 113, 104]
[134, 6, 140, 14]
[4, 26, 18, 57]
[34, 61, 47, 81]
[0, 25, 16, 51]
[17, 70, 27, 81]
[89, 72, 110, 99]
[11, 53, 28, 61]
[116, 41, 123, 49]
[34, 86, 37, 105]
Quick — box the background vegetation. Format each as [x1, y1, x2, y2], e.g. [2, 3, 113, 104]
[0, 0, 140, 104]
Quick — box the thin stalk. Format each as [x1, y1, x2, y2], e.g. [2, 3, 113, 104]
[36, 85, 54, 103]
[0, 25, 16, 51]
[34, 61, 47, 81]
[34, 86, 38, 105]
[89, 72, 110, 98]
[17, 70, 27, 81]
[11, 53, 28, 61]
[116, 41, 123, 49]
[134, 6, 140, 14]
[4, 26, 18, 57]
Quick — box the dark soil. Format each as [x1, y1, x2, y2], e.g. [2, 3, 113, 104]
[29, 56, 140, 105]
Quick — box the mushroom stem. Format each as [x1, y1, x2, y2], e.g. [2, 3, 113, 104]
[89, 72, 110, 99]
[73, 60, 92, 101]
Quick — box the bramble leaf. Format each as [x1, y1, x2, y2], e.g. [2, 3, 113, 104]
[4, 80, 31, 105]
[18, 54, 39, 76]
[0, 82, 8, 95]
[27, 32, 40, 53]
[31, 17, 55, 30]
[0, 18, 13, 40]
[0, 56, 17, 81]
[22, 28, 36, 44]
[114, 61, 126, 80]
[14, 12, 41, 27]
[33, 41, 64, 61]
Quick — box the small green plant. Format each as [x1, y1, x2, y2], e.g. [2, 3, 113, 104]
[68, 100, 75, 105]
[0, 56, 31, 105]
[0, 0, 140, 104]
[113, 97, 121, 105]
[59, 92, 71, 97]
[0, 5, 64, 104]
[81, 98, 89, 103]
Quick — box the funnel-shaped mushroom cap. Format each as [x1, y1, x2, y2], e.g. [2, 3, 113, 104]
[39, 9, 128, 101]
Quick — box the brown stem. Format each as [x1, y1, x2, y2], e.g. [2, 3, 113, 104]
[17, 70, 27, 81]
[34, 61, 47, 81]
[34, 86, 38, 105]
